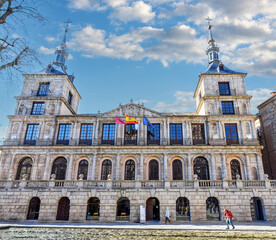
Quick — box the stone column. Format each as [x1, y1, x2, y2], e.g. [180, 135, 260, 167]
[255, 153, 264, 180]
[250, 120, 256, 139]
[8, 153, 16, 177]
[139, 154, 143, 180]
[187, 154, 191, 180]
[239, 121, 244, 144]
[204, 121, 208, 145]
[162, 119, 166, 145]
[94, 118, 100, 144]
[221, 154, 227, 179]
[66, 155, 73, 180]
[163, 154, 168, 180]
[167, 119, 170, 145]
[209, 154, 215, 180]
[115, 154, 120, 180]
[183, 121, 186, 145]
[30, 154, 40, 180]
[70, 121, 76, 145]
[43, 154, 51, 180]
[89, 154, 96, 180]
[244, 154, 252, 180]
[218, 120, 222, 139]
[92, 121, 97, 145]
[38, 120, 45, 140]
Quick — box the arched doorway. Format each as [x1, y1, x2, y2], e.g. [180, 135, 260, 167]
[193, 157, 209, 180]
[77, 160, 88, 180]
[146, 197, 160, 221]
[56, 197, 70, 220]
[116, 197, 130, 221]
[27, 197, 40, 220]
[176, 197, 190, 221]
[86, 197, 100, 220]
[124, 160, 135, 180]
[172, 159, 183, 180]
[51, 157, 67, 180]
[101, 159, 112, 180]
[250, 197, 265, 221]
[149, 160, 159, 180]
[206, 197, 220, 221]
[230, 159, 242, 180]
[16, 158, 33, 180]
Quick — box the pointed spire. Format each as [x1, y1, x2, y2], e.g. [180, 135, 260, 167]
[205, 17, 220, 66]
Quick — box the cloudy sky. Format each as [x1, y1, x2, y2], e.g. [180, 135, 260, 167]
[0, 0, 275, 138]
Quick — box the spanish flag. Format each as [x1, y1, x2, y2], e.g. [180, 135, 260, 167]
[126, 115, 138, 124]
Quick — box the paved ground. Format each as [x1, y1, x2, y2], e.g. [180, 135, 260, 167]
[0, 222, 276, 239]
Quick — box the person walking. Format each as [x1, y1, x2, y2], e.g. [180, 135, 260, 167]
[165, 206, 172, 224]
[224, 209, 235, 229]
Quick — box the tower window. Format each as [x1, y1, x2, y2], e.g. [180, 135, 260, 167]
[24, 124, 39, 145]
[102, 124, 115, 145]
[225, 124, 239, 145]
[221, 101, 235, 114]
[37, 83, 50, 96]
[68, 92, 73, 105]
[57, 124, 71, 145]
[218, 82, 231, 95]
[31, 102, 44, 115]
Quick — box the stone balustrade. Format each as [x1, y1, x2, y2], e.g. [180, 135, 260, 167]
[0, 179, 273, 190]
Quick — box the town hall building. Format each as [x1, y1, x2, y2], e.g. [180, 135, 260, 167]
[0, 22, 275, 223]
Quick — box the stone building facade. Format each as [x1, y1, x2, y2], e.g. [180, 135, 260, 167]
[258, 90, 276, 179]
[0, 23, 275, 223]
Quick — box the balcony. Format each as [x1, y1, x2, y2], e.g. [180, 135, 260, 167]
[0, 179, 273, 190]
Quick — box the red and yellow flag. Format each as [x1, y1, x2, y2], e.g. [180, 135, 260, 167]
[126, 115, 138, 124]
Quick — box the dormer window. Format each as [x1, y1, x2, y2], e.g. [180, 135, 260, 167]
[37, 83, 50, 96]
[68, 92, 73, 105]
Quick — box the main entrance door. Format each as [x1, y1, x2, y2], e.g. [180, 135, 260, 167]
[146, 197, 160, 221]
[56, 197, 70, 220]
[250, 197, 264, 221]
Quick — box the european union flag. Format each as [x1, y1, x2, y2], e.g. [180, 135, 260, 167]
[143, 116, 154, 128]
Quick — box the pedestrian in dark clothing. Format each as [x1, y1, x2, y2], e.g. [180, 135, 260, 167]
[224, 209, 235, 229]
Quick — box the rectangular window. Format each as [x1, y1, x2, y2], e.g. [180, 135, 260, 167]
[37, 83, 50, 96]
[68, 92, 73, 105]
[218, 82, 230, 96]
[225, 124, 239, 145]
[24, 124, 39, 145]
[31, 102, 44, 115]
[57, 124, 71, 145]
[102, 124, 115, 145]
[147, 124, 160, 145]
[79, 124, 93, 145]
[170, 124, 183, 145]
[222, 101, 235, 114]
[192, 123, 205, 145]
[124, 124, 137, 145]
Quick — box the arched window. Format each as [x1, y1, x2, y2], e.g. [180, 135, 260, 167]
[172, 159, 183, 180]
[206, 197, 220, 221]
[27, 197, 40, 220]
[86, 197, 100, 220]
[230, 159, 242, 180]
[77, 160, 88, 180]
[149, 159, 159, 180]
[124, 160, 135, 180]
[16, 158, 32, 180]
[101, 159, 112, 180]
[56, 197, 70, 220]
[176, 197, 190, 221]
[116, 197, 130, 221]
[193, 157, 209, 180]
[51, 157, 67, 180]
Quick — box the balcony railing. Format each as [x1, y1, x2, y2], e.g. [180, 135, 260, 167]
[0, 179, 272, 190]
[1, 137, 260, 147]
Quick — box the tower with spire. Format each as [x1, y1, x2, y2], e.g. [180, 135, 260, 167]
[13, 21, 81, 120]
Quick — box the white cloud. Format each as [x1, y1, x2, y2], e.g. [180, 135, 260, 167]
[247, 88, 273, 112]
[46, 36, 56, 42]
[68, 0, 105, 11]
[110, 1, 155, 23]
[154, 91, 195, 112]
[39, 46, 55, 55]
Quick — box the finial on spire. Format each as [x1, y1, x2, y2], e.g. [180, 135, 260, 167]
[63, 19, 72, 44]
[205, 16, 212, 29]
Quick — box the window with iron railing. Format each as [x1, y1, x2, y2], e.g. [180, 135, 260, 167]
[221, 101, 235, 114]
[124, 124, 137, 145]
[79, 124, 93, 145]
[102, 124, 115, 145]
[225, 124, 239, 145]
[57, 124, 71, 145]
[147, 124, 160, 145]
[24, 124, 39, 145]
[192, 123, 205, 145]
[170, 124, 183, 145]
[31, 102, 44, 115]
[37, 83, 50, 96]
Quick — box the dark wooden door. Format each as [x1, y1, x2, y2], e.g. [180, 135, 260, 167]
[56, 197, 70, 220]
[146, 198, 153, 221]
[146, 197, 160, 221]
[27, 197, 40, 220]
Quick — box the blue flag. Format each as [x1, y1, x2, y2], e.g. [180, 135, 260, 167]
[143, 116, 154, 128]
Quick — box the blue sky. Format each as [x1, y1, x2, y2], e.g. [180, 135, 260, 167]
[0, 0, 276, 138]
